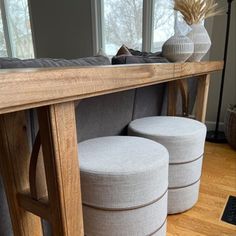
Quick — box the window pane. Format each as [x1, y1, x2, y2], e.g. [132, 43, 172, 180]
[0, 9, 8, 57]
[103, 0, 143, 56]
[152, 0, 174, 52]
[5, 0, 34, 58]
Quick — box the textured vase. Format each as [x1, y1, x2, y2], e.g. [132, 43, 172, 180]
[187, 24, 211, 62]
[162, 34, 194, 62]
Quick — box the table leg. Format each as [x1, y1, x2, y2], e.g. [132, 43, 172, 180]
[167, 81, 178, 116]
[177, 79, 189, 116]
[0, 111, 43, 236]
[168, 79, 189, 117]
[37, 102, 84, 236]
[195, 74, 211, 123]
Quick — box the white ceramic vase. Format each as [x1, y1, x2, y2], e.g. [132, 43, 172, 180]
[187, 24, 211, 62]
[162, 34, 194, 62]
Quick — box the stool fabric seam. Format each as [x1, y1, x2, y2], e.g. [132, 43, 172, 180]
[148, 218, 167, 236]
[168, 178, 200, 190]
[169, 154, 203, 165]
[82, 188, 168, 212]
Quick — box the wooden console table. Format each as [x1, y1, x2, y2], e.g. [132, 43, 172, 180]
[0, 61, 223, 236]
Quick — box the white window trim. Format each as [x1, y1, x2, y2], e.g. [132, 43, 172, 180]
[27, 1, 37, 58]
[91, 0, 155, 55]
[142, 0, 154, 52]
[91, 0, 103, 55]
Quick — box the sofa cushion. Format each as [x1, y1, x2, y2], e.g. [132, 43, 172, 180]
[0, 55, 110, 68]
[112, 55, 168, 64]
[112, 45, 169, 65]
[76, 90, 135, 142]
[132, 84, 166, 120]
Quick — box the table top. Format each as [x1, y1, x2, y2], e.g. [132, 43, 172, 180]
[0, 61, 223, 115]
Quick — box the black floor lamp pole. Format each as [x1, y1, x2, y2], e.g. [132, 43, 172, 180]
[206, 0, 234, 143]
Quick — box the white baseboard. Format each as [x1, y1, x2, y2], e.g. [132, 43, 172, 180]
[205, 121, 224, 131]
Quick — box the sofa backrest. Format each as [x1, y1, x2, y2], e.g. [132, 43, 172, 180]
[76, 84, 166, 142]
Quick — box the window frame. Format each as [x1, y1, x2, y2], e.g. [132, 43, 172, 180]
[142, 0, 154, 52]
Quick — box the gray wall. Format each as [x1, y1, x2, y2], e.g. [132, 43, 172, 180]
[28, 0, 94, 58]
[205, 1, 236, 126]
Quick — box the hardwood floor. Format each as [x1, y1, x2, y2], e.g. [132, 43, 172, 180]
[167, 142, 236, 236]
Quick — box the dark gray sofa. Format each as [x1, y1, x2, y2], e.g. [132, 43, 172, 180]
[0, 56, 197, 235]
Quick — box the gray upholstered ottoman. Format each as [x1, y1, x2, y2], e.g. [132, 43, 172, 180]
[128, 116, 207, 214]
[78, 136, 169, 236]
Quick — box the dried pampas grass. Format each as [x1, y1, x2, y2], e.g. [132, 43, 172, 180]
[174, 0, 224, 25]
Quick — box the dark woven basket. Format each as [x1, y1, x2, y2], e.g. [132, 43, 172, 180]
[224, 106, 236, 150]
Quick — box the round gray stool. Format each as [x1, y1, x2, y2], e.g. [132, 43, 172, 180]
[128, 116, 207, 214]
[79, 136, 169, 236]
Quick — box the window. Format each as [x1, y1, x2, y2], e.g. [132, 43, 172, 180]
[0, 0, 34, 58]
[103, 0, 143, 56]
[152, 0, 174, 52]
[0, 8, 7, 57]
[93, 0, 186, 56]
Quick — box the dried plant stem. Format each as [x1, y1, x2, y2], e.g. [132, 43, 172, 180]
[174, 0, 224, 25]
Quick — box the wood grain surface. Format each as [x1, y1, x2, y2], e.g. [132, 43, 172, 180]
[195, 74, 211, 122]
[167, 81, 178, 116]
[0, 61, 223, 114]
[0, 111, 43, 236]
[37, 102, 84, 236]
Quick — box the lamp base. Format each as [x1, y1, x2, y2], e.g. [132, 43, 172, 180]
[206, 131, 227, 143]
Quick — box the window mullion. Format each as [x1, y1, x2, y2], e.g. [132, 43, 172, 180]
[91, 0, 104, 55]
[0, 0, 13, 57]
[100, 0, 105, 51]
[142, 0, 154, 52]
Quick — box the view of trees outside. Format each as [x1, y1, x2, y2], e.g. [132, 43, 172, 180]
[104, 0, 143, 56]
[103, 0, 177, 55]
[0, 8, 7, 57]
[0, 0, 34, 58]
[152, 0, 175, 51]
